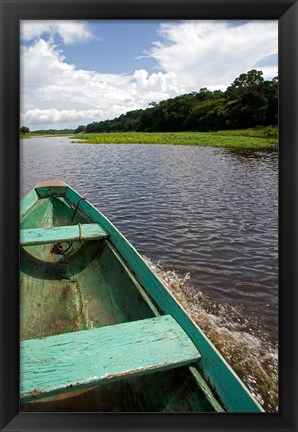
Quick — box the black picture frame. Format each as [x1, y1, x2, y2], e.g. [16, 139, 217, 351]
[0, 0, 297, 431]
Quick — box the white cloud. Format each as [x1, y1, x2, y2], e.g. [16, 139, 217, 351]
[254, 65, 278, 80]
[149, 20, 278, 91]
[20, 20, 94, 44]
[21, 108, 104, 126]
[20, 39, 181, 129]
[20, 20, 278, 130]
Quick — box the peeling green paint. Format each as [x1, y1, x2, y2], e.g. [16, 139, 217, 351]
[20, 180, 264, 412]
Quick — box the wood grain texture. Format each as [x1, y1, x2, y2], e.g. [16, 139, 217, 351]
[35, 184, 68, 198]
[20, 188, 39, 218]
[19, 182, 263, 412]
[21, 367, 215, 412]
[21, 315, 201, 403]
[64, 184, 264, 412]
[20, 223, 108, 246]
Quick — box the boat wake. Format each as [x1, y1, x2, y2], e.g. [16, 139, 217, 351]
[144, 257, 278, 413]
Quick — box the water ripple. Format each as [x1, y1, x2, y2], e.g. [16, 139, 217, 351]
[20, 137, 278, 411]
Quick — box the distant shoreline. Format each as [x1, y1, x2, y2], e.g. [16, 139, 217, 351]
[20, 127, 278, 150]
[71, 128, 278, 150]
[20, 133, 70, 139]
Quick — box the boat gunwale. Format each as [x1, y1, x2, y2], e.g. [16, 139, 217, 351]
[20, 180, 264, 413]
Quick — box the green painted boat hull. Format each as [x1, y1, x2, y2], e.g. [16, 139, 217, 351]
[20, 180, 264, 413]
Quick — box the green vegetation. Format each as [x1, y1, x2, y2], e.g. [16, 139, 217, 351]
[33, 128, 74, 135]
[73, 127, 277, 149]
[20, 126, 30, 135]
[20, 126, 35, 138]
[20, 128, 74, 138]
[20, 133, 34, 139]
[75, 70, 278, 136]
[21, 70, 278, 149]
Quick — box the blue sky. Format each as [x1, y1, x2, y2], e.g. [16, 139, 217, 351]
[62, 21, 165, 74]
[20, 20, 278, 130]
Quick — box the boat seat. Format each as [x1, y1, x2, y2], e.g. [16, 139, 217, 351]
[20, 223, 108, 246]
[20, 315, 201, 403]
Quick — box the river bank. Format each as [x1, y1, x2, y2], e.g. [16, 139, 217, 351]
[72, 127, 278, 149]
[20, 133, 72, 139]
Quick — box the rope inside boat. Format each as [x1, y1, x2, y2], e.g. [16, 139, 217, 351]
[78, 223, 83, 242]
[70, 197, 86, 222]
[52, 197, 86, 254]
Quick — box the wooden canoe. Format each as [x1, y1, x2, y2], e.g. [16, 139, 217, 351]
[20, 180, 264, 412]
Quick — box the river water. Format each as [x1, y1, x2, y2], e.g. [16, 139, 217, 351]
[20, 136, 278, 412]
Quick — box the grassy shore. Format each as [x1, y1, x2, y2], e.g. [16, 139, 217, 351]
[20, 133, 38, 139]
[20, 133, 72, 139]
[72, 127, 278, 149]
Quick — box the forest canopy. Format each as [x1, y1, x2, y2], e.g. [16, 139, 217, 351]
[75, 70, 278, 134]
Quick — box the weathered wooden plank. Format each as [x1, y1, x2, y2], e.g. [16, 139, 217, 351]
[21, 315, 201, 403]
[35, 180, 68, 198]
[20, 188, 39, 218]
[106, 244, 224, 412]
[21, 181, 263, 412]
[64, 184, 264, 412]
[35, 180, 68, 189]
[20, 223, 108, 246]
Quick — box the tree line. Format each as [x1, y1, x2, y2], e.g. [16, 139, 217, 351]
[74, 70, 278, 134]
[20, 127, 74, 135]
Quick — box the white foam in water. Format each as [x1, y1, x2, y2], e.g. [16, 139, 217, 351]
[144, 257, 278, 412]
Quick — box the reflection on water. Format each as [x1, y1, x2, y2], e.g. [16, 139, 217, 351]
[20, 136, 278, 411]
